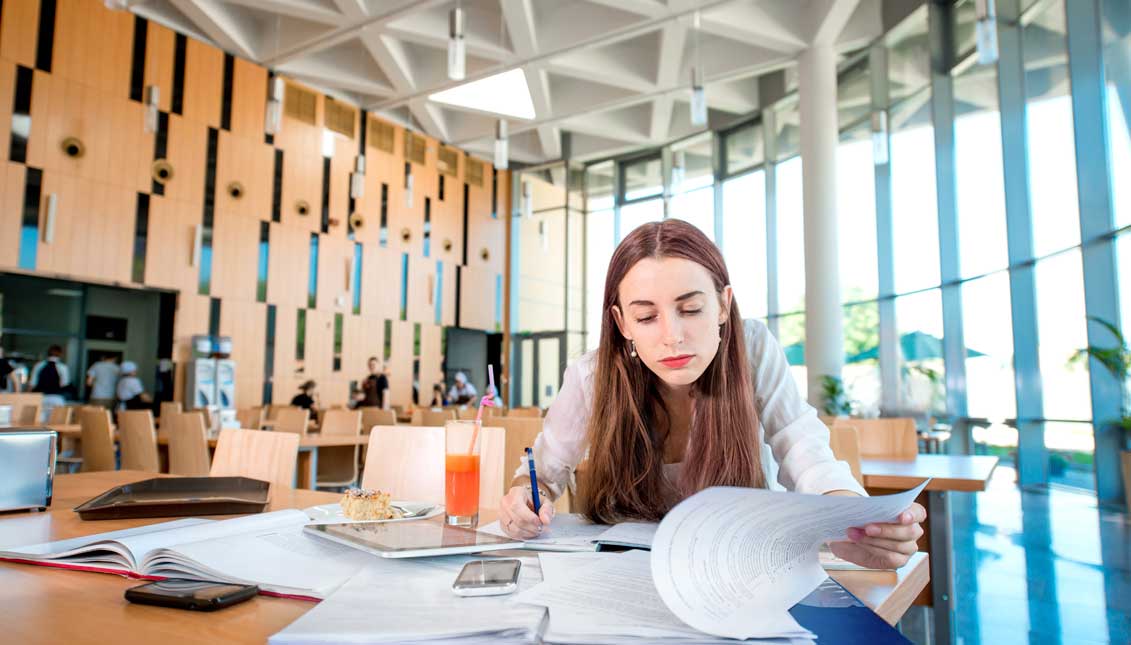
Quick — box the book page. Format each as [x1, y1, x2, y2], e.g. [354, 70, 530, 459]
[651, 482, 927, 639]
[595, 522, 657, 549]
[479, 514, 607, 551]
[0, 518, 212, 571]
[120, 509, 308, 564]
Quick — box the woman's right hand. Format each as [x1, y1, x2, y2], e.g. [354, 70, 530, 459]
[499, 486, 554, 539]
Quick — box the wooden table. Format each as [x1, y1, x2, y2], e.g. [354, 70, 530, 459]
[0, 472, 929, 644]
[862, 454, 998, 645]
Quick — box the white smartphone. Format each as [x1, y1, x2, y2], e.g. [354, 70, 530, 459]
[451, 558, 522, 596]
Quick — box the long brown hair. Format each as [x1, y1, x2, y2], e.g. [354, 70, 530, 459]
[583, 219, 765, 524]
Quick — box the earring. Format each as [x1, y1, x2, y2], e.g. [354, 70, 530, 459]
[629, 340, 637, 358]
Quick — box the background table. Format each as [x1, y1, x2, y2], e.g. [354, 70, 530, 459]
[0, 471, 929, 644]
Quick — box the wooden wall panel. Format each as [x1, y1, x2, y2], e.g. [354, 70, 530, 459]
[23, 70, 52, 169]
[278, 120, 322, 233]
[53, 0, 133, 95]
[359, 243, 398, 319]
[143, 21, 175, 113]
[459, 263, 498, 333]
[219, 299, 266, 408]
[162, 115, 208, 205]
[210, 213, 258, 301]
[106, 96, 152, 194]
[441, 260, 457, 328]
[328, 133, 354, 233]
[182, 38, 222, 128]
[143, 197, 197, 293]
[316, 233, 352, 313]
[41, 180, 134, 284]
[0, 0, 40, 68]
[419, 323, 443, 399]
[466, 175, 504, 277]
[388, 320, 414, 407]
[266, 222, 307, 308]
[0, 163, 27, 269]
[0, 60, 13, 161]
[230, 57, 266, 137]
[303, 309, 334, 385]
[215, 130, 273, 221]
[272, 303, 299, 398]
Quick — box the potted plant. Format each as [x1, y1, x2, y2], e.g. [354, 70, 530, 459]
[820, 375, 854, 417]
[1072, 317, 1131, 509]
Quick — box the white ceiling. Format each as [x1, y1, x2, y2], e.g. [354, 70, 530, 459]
[129, 0, 884, 164]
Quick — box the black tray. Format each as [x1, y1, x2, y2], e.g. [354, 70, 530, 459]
[74, 476, 270, 520]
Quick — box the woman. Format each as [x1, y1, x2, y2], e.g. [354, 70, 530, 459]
[499, 220, 925, 570]
[291, 380, 319, 413]
[116, 361, 151, 411]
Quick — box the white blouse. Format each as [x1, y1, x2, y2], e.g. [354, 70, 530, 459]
[515, 320, 867, 500]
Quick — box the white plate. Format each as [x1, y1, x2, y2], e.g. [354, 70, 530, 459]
[303, 501, 444, 525]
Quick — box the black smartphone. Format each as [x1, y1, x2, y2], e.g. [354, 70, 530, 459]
[125, 579, 259, 611]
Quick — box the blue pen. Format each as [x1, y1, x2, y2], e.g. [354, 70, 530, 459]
[525, 447, 542, 515]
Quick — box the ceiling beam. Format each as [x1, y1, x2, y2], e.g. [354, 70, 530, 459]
[650, 20, 687, 141]
[167, 0, 258, 60]
[501, 0, 561, 159]
[222, 0, 345, 25]
[808, 0, 863, 46]
[330, 0, 368, 22]
[408, 98, 449, 142]
[360, 28, 417, 92]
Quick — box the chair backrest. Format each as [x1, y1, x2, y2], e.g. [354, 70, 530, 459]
[417, 408, 455, 427]
[456, 407, 478, 421]
[834, 417, 918, 460]
[507, 407, 542, 418]
[487, 417, 544, 490]
[361, 425, 506, 510]
[78, 408, 117, 472]
[236, 407, 264, 430]
[0, 393, 44, 424]
[828, 424, 864, 485]
[358, 407, 396, 432]
[167, 412, 211, 476]
[273, 407, 310, 434]
[159, 401, 183, 424]
[118, 410, 160, 473]
[211, 428, 300, 490]
[17, 404, 42, 425]
[320, 409, 361, 436]
[46, 405, 72, 425]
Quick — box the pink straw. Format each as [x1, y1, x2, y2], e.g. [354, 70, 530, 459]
[469, 365, 497, 453]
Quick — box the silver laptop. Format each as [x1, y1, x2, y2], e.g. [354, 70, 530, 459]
[0, 430, 57, 512]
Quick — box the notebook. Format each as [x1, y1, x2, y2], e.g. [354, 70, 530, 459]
[0, 509, 373, 600]
[477, 514, 658, 552]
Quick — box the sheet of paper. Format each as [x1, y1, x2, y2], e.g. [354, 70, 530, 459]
[0, 518, 211, 563]
[270, 555, 547, 644]
[144, 523, 375, 598]
[518, 550, 810, 642]
[479, 514, 607, 551]
[120, 509, 310, 563]
[651, 482, 928, 639]
[595, 522, 658, 549]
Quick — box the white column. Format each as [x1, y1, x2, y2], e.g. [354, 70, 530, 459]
[798, 43, 842, 408]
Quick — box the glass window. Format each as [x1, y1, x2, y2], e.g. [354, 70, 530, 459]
[670, 186, 715, 242]
[843, 302, 881, 415]
[587, 162, 615, 212]
[1120, 232, 1131, 342]
[837, 59, 871, 129]
[619, 198, 663, 241]
[954, 62, 1009, 278]
[1103, 4, 1131, 229]
[586, 209, 615, 352]
[953, 0, 980, 62]
[1024, 0, 1081, 257]
[894, 289, 946, 416]
[962, 271, 1016, 421]
[775, 156, 805, 314]
[724, 122, 764, 175]
[1035, 249, 1092, 421]
[776, 312, 807, 400]
[837, 123, 878, 302]
[622, 155, 662, 201]
[670, 134, 715, 241]
[1046, 420, 1095, 490]
[722, 170, 767, 319]
[774, 101, 801, 161]
[890, 89, 941, 294]
[887, 6, 932, 103]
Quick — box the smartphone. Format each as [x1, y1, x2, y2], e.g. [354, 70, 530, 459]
[451, 558, 522, 596]
[125, 579, 259, 611]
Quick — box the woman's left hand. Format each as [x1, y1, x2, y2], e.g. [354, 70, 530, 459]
[830, 503, 927, 570]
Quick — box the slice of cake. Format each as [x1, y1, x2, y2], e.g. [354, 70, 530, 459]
[340, 488, 402, 520]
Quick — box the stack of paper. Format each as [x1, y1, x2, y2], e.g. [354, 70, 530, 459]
[478, 514, 657, 552]
[269, 555, 547, 645]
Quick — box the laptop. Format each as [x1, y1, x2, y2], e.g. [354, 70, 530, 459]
[0, 430, 57, 512]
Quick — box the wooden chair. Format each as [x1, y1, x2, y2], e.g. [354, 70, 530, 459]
[457, 407, 478, 421]
[117, 410, 160, 473]
[16, 404, 42, 425]
[315, 409, 362, 489]
[158, 401, 182, 426]
[236, 406, 265, 430]
[832, 417, 919, 460]
[273, 407, 310, 434]
[828, 424, 864, 485]
[507, 407, 542, 418]
[361, 425, 506, 511]
[358, 407, 396, 433]
[78, 408, 117, 472]
[0, 393, 44, 425]
[411, 408, 456, 426]
[46, 405, 73, 425]
[167, 412, 211, 476]
[488, 417, 571, 513]
[211, 428, 300, 490]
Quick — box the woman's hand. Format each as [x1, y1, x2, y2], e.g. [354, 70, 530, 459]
[830, 503, 927, 570]
[499, 486, 555, 539]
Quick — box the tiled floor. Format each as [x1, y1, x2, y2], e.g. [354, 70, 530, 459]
[948, 466, 1130, 644]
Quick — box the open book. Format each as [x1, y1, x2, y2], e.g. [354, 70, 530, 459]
[0, 509, 373, 600]
[478, 514, 658, 552]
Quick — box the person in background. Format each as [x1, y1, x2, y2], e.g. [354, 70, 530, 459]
[0, 347, 17, 392]
[447, 372, 478, 405]
[291, 380, 319, 413]
[86, 354, 120, 409]
[430, 383, 447, 407]
[354, 357, 389, 408]
[31, 345, 70, 419]
[116, 361, 151, 410]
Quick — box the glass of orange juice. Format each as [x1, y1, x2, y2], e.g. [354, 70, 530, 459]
[444, 420, 481, 527]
